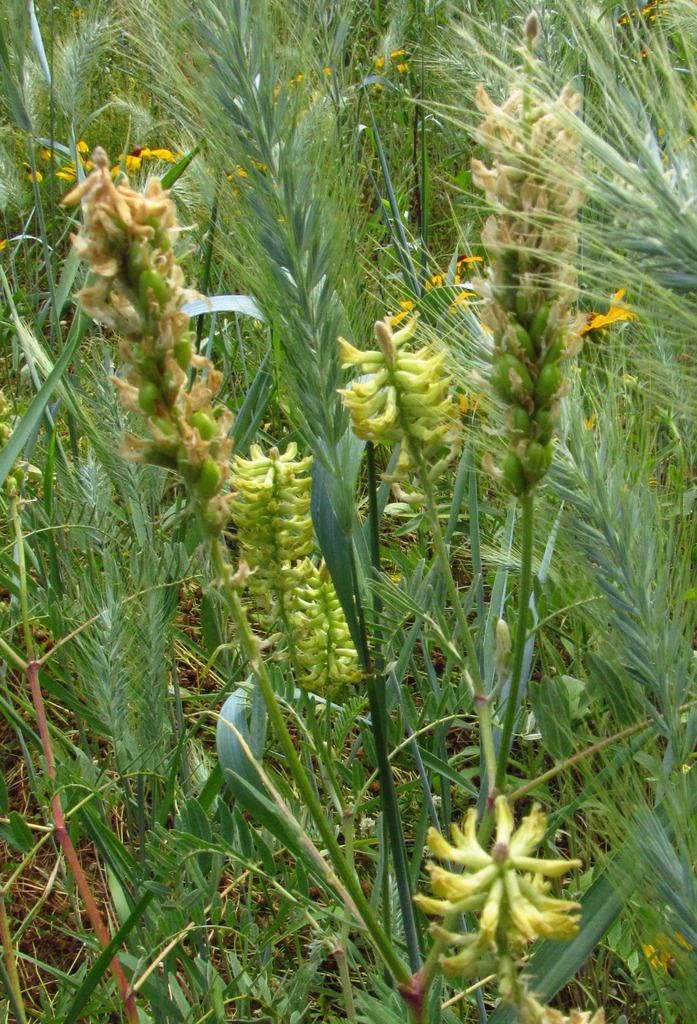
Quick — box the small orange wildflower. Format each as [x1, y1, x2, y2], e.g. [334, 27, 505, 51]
[424, 273, 443, 291]
[580, 289, 638, 335]
[389, 299, 415, 327]
[459, 392, 485, 415]
[448, 291, 472, 314]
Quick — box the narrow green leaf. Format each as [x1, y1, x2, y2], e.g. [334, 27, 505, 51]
[0, 308, 87, 489]
[160, 142, 202, 188]
[63, 890, 155, 1024]
[311, 456, 363, 652]
[230, 356, 274, 456]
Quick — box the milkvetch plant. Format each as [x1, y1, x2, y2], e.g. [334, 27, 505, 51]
[63, 147, 233, 533]
[4, 0, 696, 1020]
[339, 314, 462, 502]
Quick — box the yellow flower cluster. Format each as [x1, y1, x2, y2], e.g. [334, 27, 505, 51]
[618, 0, 667, 25]
[64, 149, 232, 531]
[373, 48, 410, 74]
[415, 797, 581, 978]
[291, 560, 362, 693]
[229, 445, 360, 692]
[338, 316, 461, 501]
[230, 444, 314, 601]
[415, 795, 601, 1022]
[43, 141, 177, 185]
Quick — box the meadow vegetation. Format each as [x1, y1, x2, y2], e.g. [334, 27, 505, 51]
[0, 1, 696, 1022]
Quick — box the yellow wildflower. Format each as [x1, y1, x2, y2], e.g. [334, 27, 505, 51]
[389, 299, 415, 327]
[0, 239, 6, 251]
[390, 48, 406, 59]
[456, 254, 483, 273]
[77, 139, 89, 155]
[425, 273, 443, 291]
[415, 797, 581, 976]
[27, 168, 43, 183]
[643, 931, 692, 974]
[123, 153, 142, 174]
[396, 62, 409, 73]
[449, 290, 472, 314]
[56, 163, 78, 183]
[374, 55, 385, 71]
[580, 289, 638, 335]
[143, 148, 176, 162]
[459, 392, 485, 415]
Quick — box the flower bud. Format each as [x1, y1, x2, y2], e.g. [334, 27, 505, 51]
[339, 316, 461, 499]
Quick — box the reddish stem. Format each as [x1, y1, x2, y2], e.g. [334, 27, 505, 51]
[26, 660, 138, 1022]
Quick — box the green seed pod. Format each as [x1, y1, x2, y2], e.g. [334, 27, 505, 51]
[532, 408, 555, 443]
[151, 415, 177, 438]
[535, 363, 562, 406]
[523, 440, 553, 483]
[509, 406, 532, 439]
[11, 465, 25, 487]
[138, 268, 169, 310]
[198, 458, 222, 499]
[501, 451, 526, 495]
[513, 323, 535, 360]
[138, 381, 160, 414]
[191, 411, 216, 440]
[173, 337, 193, 371]
[515, 290, 533, 326]
[529, 302, 551, 345]
[491, 354, 533, 402]
[541, 332, 565, 367]
[127, 241, 143, 287]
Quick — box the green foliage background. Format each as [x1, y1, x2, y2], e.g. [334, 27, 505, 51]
[0, 0, 696, 1021]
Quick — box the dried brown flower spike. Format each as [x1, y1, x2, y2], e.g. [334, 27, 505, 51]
[64, 150, 232, 532]
[472, 51, 584, 495]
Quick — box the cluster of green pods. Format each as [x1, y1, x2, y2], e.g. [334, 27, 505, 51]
[490, 297, 566, 495]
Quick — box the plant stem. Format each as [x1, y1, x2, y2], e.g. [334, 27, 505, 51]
[419, 468, 496, 792]
[495, 492, 535, 792]
[10, 495, 138, 1022]
[0, 896, 28, 1024]
[210, 538, 411, 987]
[366, 442, 422, 973]
[404, 468, 499, 1018]
[11, 496, 34, 659]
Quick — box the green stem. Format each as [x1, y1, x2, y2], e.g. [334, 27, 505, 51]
[406, 467, 499, 1018]
[210, 539, 411, 987]
[419, 467, 496, 793]
[495, 492, 535, 792]
[0, 896, 28, 1024]
[366, 442, 422, 973]
[11, 496, 34, 659]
